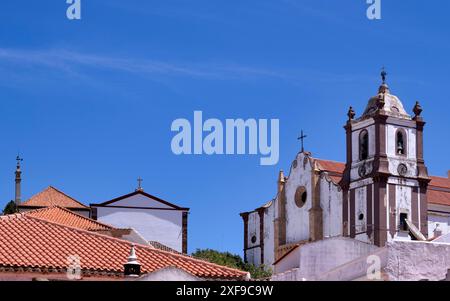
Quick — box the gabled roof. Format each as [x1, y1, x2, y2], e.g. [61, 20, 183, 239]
[0, 213, 247, 280]
[24, 206, 112, 231]
[19, 186, 89, 210]
[91, 190, 189, 210]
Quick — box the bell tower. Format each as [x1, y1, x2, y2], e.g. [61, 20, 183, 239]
[340, 70, 430, 247]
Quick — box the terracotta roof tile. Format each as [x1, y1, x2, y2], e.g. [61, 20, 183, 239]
[428, 189, 450, 207]
[20, 186, 89, 209]
[315, 159, 345, 174]
[24, 206, 112, 231]
[0, 214, 247, 280]
[429, 176, 450, 189]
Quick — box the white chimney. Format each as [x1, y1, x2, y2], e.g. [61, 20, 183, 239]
[124, 244, 141, 277]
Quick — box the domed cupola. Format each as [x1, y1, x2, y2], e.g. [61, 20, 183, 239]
[360, 69, 410, 120]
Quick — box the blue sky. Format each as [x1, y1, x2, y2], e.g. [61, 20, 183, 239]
[0, 1, 449, 256]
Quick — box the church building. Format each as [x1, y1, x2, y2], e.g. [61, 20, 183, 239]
[240, 72, 450, 270]
[90, 180, 189, 254]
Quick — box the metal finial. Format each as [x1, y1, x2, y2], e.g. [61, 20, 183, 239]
[297, 130, 307, 153]
[16, 154, 23, 168]
[381, 67, 387, 84]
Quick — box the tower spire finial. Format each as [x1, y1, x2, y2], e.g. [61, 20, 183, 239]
[15, 154, 23, 206]
[381, 66, 387, 84]
[16, 154, 23, 168]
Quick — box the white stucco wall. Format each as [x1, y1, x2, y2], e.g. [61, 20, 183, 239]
[392, 182, 412, 241]
[273, 237, 379, 280]
[284, 153, 312, 244]
[246, 246, 261, 267]
[316, 247, 388, 281]
[96, 206, 184, 252]
[246, 211, 261, 266]
[273, 246, 300, 275]
[354, 185, 370, 243]
[351, 120, 375, 163]
[433, 231, 450, 243]
[263, 202, 275, 267]
[386, 124, 418, 177]
[320, 177, 342, 238]
[428, 213, 450, 238]
[247, 211, 260, 249]
[137, 267, 201, 281]
[385, 124, 416, 160]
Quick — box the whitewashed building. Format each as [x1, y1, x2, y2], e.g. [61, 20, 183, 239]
[91, 187, 189, 253]
[240, 74, 450, 271]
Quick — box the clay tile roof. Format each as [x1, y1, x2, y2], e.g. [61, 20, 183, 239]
[0, 214, 247, 280]
[315, 159, 345, 175]
[428, 176, 450, 206]
[20, 186, 89, 210]
[427, 189, 450, 207]
[429, 176, 450, 190]
[24, 206, 112, 231]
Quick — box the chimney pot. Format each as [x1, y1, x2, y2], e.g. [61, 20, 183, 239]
[124, 244, 141, 278]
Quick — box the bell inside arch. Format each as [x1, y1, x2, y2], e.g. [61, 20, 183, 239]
[396, 132, 405, 155]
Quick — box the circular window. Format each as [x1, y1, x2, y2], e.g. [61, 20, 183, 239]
[251, 235, 257, 244]
[358, 213, 364, 221]
[295, 186, 307, 208]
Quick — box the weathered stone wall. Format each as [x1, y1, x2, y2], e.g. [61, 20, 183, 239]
[385, 240, 450, 281]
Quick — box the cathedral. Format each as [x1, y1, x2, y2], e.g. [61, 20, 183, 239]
[240, 72, 450, 273]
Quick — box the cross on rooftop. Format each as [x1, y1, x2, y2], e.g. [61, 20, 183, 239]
[298, 130, 307, 153]
[137, 177, 143, 191]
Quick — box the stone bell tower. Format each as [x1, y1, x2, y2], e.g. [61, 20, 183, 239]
[340, 70, 430, 247]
